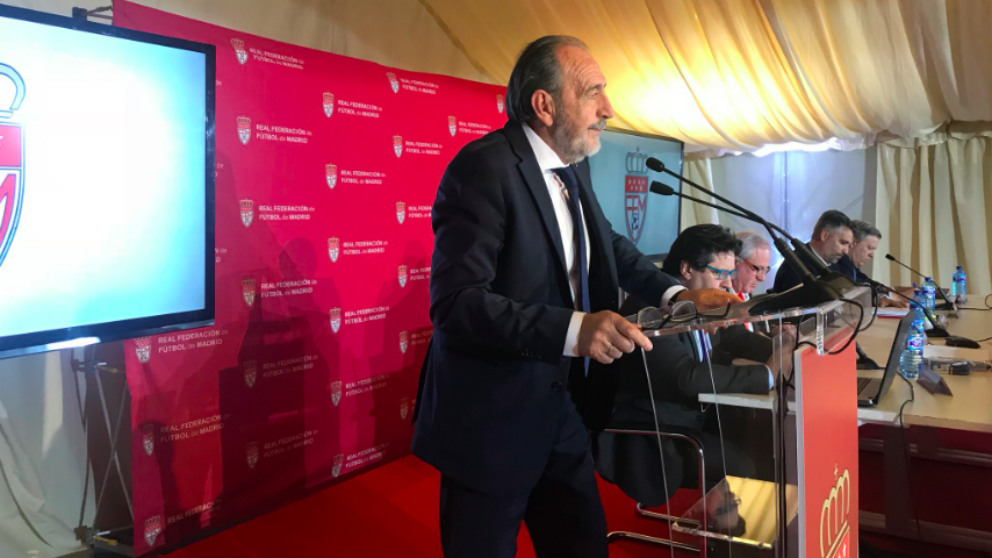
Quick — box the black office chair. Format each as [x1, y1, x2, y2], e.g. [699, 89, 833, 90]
[597, 420, 707, 555]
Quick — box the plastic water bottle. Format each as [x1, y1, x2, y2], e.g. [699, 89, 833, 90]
[922, 277, 937, 313]
[952, 266, 967, 304]
[898, 319, 925, 379]
[912, 289, 928, 328]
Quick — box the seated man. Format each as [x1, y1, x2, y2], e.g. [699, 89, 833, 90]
[836, 219, 910, 308]
[772, 209, 852, 293]
[731, 229, 772, 300]
[594, 224, 794, 507]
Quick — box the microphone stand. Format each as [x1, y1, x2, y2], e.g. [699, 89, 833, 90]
[884, 254, 956, 310]
[648, 180, 851, 315]
[863, 276, 950, 337]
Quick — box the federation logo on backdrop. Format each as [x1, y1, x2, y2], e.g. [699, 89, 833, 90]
[239, 199, 254, 227]
[399, 331, 409, 354]
[396, 201, 406, 224]
[398, 265, 408, 288]
[328, 237, 339, 262]
[0, 63, 26, 272]
[332, 453, 344, 478]
[134, 337, 152, 364]
[386, 71, 399, 93]
[241, 278, 256, 307]
[399, 397, 410, 420]
[230, 38, 248, 65]
[393, 135, 403, 158]
[325, 163, 337, 189]
[141, 423, 155, 456]
[330, 308, 341, 333]
[624, 149, 649, 244]
[448, 115, 456, 136]
[330, 380, 342, 406]
[237, 116, 251, 145]
[243, 360, 257, 388]
[245, 442, 259, 469]
[144, 515, 163, 547]
[496, 93, 504, 114]
[322, 92, 334, 117]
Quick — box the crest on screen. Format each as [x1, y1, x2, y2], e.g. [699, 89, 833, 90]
[624, 149, 649, 244]
[0, 63, 26, 272]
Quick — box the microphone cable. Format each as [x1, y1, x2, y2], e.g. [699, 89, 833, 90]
[639, 346, 677, 558]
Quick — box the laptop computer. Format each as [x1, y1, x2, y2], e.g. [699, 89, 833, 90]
[857, 314, 913, 407]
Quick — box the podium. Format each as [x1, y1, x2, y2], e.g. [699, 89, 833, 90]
[627, 286, 868, 558]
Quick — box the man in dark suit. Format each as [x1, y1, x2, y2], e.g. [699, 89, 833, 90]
[411, 36, 738, 557]
[772, 209, 853, 293]
[594, 224, 794, 507]
[836, 219, 910, 308]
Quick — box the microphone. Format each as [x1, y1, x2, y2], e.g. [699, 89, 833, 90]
[884, 254, 955, 310]
[858, 275, 950, 337]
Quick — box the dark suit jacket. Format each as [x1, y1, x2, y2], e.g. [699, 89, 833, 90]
[411, 121, 680, 495]
[771, 243, 824, 293]
[593, 295, 772, 506]
[833, 254, 871, 285]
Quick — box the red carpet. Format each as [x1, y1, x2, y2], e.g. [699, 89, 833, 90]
[160, 454, 700, 558]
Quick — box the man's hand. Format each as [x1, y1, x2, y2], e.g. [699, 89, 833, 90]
[577, 311, 654, 364]
[676, 288, 740, 310]
[879, 295, 910, 309]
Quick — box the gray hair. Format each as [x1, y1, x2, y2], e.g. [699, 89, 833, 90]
[506, 35, 587, 124]
[735, 229, 770, 260]
[849, 219, 882, 242]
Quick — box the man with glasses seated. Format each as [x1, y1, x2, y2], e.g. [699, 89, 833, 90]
[594, 224, 794, 507]
[731, 229, 772, 301]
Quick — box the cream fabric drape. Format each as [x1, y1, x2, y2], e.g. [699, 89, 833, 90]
[423, 0, 992, 152]
[681, 159, 720, 228]
[874, 123, 992, 294]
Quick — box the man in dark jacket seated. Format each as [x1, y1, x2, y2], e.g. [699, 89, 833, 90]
[594, 224, 794, 507]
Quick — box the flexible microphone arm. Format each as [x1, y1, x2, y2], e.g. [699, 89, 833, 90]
[646, 158, 844, 281]
[649, 181, 818, 286]
[859, 275, 949, 337]
[884, 253, 956, 309]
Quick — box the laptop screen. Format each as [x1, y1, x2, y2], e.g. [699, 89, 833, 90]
[874, 314, 915, 399]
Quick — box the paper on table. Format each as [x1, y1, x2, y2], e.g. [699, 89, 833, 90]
[876, 307, 910, 318]
[924, 344, 991, 363]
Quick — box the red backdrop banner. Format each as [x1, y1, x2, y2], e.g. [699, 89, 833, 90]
[114, 1, 506, 553]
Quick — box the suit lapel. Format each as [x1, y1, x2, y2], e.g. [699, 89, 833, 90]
[505, 122, 569, 280]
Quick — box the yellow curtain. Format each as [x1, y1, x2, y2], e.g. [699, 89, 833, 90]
[873, 123, 992, 294]
[422, 0, 992, 152]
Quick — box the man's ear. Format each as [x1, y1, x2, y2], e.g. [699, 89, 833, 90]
[680, 260, 693, 282]
[531, 89, 555, 128]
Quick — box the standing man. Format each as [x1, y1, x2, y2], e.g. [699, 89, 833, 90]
[412, 35, 737, 557]
[731, 229, 772, 300]
[772, 209, 853, 293]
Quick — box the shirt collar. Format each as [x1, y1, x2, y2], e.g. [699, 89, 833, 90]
[522, 123, 569, 173]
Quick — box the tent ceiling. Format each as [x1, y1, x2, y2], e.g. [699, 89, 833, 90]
[423, 0, 992, 151]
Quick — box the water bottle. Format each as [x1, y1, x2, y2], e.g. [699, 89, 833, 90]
[912, 289, 928, 328]
[922, 277, 937, 314]
[898, 319, 925, 379]
[952, 266, 967, 304]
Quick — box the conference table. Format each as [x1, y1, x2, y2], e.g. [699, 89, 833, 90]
[855, 305, 992, 551]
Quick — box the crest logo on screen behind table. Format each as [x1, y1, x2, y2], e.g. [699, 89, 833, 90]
[243, 360, 257, 388]
[386, 71, 399, 93]
[144, 515, 163, 547]
[242, 277, 256, 307]
[399, 397, 410, 420]
[330, 380, 342, 406]
[393, 135, 403, 158]
[246, 442, 259, 469]
[330, 308, 341, 333]
[323, 92, 334, 117]
[396, 201, 405, 224]
[230, 38, 248, 65]
[399, 330, 409, 354]
[326, 163, 337, 189]
[624, 149, 649, 245]
[141, 423, 155, 456]
[496, 93, 504, 114]
[332, 453, 344, 477]
[328, 237, 340, 262]
[398, 265, 408, 288]
[237, 116, 251, 145]
[448, 115, 456, 137]
[134, 337, 152, 364]
[240, 199, 254, 227]
[0, 63, 26, 272]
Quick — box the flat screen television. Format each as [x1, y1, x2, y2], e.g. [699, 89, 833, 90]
[0, 5, 215, 359]
[588, 129, 683, 261]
